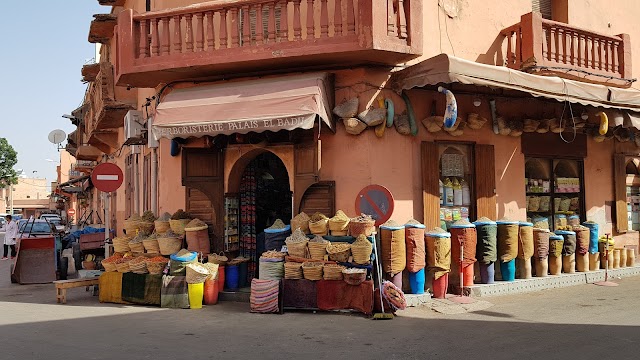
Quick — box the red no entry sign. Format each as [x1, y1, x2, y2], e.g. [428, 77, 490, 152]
[355, 185, 395, 226]
[67, 208, 76, 217]
[91, 162, 124, 193]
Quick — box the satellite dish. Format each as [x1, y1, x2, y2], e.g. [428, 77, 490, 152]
[48, 129, 67, 145]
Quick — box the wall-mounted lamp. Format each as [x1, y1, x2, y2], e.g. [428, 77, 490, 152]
[473, 97, 482, 107]
[581, 112, 589, 120]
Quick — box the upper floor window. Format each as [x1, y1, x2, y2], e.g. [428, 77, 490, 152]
[532, 0, 553, 20]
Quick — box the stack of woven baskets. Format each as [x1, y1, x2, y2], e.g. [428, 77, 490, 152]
[342, 268, 367, 285]
[349, 214, 375, 237]
[351, 234, 373, 265]
[112, 236, 132, 253]
[309, 213, 329, 236]
[128, 257, 148, 274]
[285, 228, 309, 258]
[323, 264, 345, 280]
[284, 262, 303, 279]
[157, 233, 183, 255]
[302, 262, 323, 280]
[328, 210, 350, 236]
[146, 256, 168, 274]
[327, 243, 351, 262]
[308, 236, 329, 260]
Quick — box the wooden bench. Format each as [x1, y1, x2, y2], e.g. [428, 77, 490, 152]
[54, 278, 100, 304]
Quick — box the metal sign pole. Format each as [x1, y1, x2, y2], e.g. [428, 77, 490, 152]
[104, 192, 111, 259]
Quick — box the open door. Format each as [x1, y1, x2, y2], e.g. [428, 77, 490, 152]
[294, 139, 320, 214]
[421, 142, 440, 230]
[475, 144, 497, 220]
[182, 148, 225, 252]
[614, 153, 628, 233]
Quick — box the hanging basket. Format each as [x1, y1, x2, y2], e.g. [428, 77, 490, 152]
[169, 219, 191, 235]
[157, 236, 183, 255]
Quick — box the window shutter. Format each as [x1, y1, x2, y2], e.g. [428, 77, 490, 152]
[300, 181, 335, 216]
[532, 0, 552, 20]
[294, 139, 320, 214]
[614, 154, 628, 233]
[421, 142, 440, 230]
[475, 144, 497, 220]
[240, 6, 282, 45]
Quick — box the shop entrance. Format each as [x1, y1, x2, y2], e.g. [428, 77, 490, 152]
[234, 152, 292, 283]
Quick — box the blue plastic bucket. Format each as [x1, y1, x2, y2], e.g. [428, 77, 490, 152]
[409, 269, 426, 294]
[583, 222, 599, 254]
[225, 265, 240, 291]
[500, 259, 516, 281]
[479, 262, 495, 284]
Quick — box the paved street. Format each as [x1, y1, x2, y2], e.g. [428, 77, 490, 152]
[1, 259, 639, 360]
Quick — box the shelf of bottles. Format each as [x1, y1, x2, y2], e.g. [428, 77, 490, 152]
[224, 195, 240, 252]
[439, 144, 474, 229]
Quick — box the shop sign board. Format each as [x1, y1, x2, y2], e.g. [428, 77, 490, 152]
[355, 185, 395, 226]
[91, 163, 124, 193]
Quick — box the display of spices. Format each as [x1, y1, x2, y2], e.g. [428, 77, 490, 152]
[405, 219, 421, 225]
[352, 214, 374, 222]
[142, 210, 157, 222]
[185, 218, 208, 229]
[267, 219, 286, 230]
[171, 209, 191, 220]
[261, 250, 286, 259]
[286, 228, 308, 243]
[381, 219, 400, 227]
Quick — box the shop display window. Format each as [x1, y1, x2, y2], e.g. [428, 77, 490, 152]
[438, 143, 474, 228]
[525, 157, 585, 230]
[224, 195, 240, 252]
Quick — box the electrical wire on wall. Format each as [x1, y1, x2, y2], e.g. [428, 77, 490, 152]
[559, 80, 577, 144]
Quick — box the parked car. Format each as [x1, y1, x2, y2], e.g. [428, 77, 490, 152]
[40, 215, 65, 232]
[18, 219, 55, 238]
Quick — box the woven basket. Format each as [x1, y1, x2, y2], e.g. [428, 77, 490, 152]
[142, 239, 160, 253]
[123, 219, 142, 235]
[101, 260, 117, 272]
[328, 219, 350, 232]
[129, 241, 145, 254]
[308, 240, 329, 260]
[302, 262, 324, 281]
[115, 261, 131, 273]
[169, 219, 191, 235]
[146, 260, 167, 275]
[112, 237, 131, 253]
[139, 221, 155, 234]
[323, 264, 345, 280]
[309, 219, 329, 235]
[157, 236, 183, 255]
[327, 243, 351, 263]
[284, 262, 303, 279]
[186, 263, 210, 284]
[291, 215, 310, 234]
[342, 269, 367, 285]
[129, 258, 148, 274]
[285, 240, 308, 258]
[204, 262, 220, 280]
[154, 220, 170, 234]
[349, 220, 375, 237]
[208, 252, 229, 265]
[351, 241, 373, 265]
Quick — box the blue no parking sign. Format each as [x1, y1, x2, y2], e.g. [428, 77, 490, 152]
[355, 185, 395, 226]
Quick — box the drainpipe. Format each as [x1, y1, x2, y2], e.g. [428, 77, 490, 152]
[151, 148, 158, 214]
[134, 150, 140, 214]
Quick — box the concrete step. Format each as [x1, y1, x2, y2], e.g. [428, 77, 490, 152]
[219, 289, 251, 302]
[467, 265, 640, 297]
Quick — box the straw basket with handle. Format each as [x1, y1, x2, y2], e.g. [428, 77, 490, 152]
[349, 219, 376, 237]
[327, 243, 351, 263]
[154, 220, 170, 234]
[101, 260, 117, 272]
[284, 262, 303, 279]
[129, 257, 148, 274]
[115, 259, 131, 273]
[143, 238, 160, 253]
[302, 262, 324, 281]
[186, 263, 210, 284]
[308, 239, 329, 260]
[323, 264, 345, 280]
[170, 219, 191, 236]
[290, 212, 311, 234]
[157, 236, 183, 255]
[112, 236, 131, 253]
[285, 239, 308, 258]
[208, 252, 228, 266]
[123, 219, 142, 235]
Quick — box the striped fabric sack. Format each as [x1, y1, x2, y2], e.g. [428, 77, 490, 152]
[250, 279, 280, 313]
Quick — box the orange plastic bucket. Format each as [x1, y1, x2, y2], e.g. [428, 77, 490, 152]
[217, 266, 225, 291]
[432, 273, 449, 299]
[462, 264, 474, 286]
[203, 279, 219, 305]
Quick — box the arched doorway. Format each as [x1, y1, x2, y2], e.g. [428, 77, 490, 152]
[237, 152, 292, 282]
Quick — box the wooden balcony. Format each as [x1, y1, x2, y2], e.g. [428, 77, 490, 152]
[115, 0, 422, 87]
[84, 62, 135, 152]
[501, 12, 632, 87]
[89, 14, 117, 44]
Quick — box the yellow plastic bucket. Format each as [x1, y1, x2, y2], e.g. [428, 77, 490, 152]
[188, 283, 204, 309]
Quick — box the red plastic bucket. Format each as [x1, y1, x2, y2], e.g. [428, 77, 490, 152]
[203, 279, 219, 305]
[462, 264, 474, 286]
[432, 273, 449, 299]
[217, 266, 225, 291]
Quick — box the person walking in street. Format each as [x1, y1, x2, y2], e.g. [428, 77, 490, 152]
[2, 215, 18, 260]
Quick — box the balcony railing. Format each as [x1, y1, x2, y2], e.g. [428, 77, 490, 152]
[115, 0, 422, 87]
[85, 62, 135, 136]
[501, 12, 632, 87]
